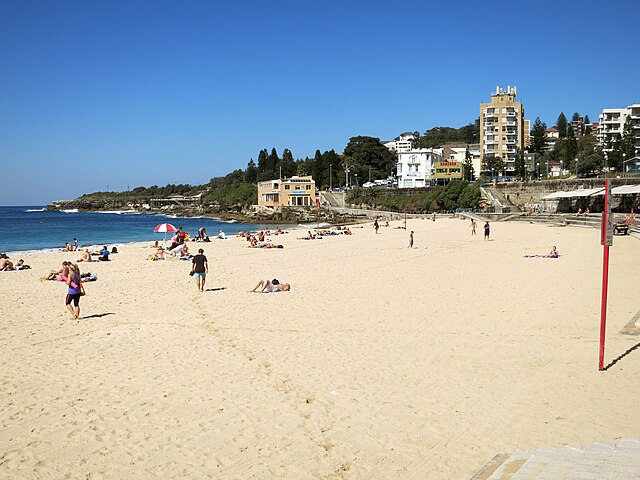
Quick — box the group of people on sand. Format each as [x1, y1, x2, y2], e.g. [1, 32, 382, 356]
[194, 227, 228, 242]
[0, 253, 30, 271]
[63, 238, 79, 252]
[70, 245, 113, 262]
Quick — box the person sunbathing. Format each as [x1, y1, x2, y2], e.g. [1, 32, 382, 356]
[13, 259, 30, 270]
[249, 278, 291, 293]
[545, 246, 559, 258]
[77, 249, 92, 262]
[44, 261, 70, 280]
[0, 258, 14, 271]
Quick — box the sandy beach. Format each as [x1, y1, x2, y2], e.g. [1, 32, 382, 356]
[1, 218, 639, 479]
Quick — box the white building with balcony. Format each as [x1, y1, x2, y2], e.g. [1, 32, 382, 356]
[597, 104, 640, 152]
[396, 148, 443, 188]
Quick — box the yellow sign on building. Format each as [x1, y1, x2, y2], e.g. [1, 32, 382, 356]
[431, 161, 463, 179]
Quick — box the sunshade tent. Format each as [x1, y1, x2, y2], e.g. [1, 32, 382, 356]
[154, 223, 177, 243]
[594, 184, 640, 195]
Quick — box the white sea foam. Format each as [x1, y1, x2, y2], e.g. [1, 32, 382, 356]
[25, 208, 46, 212]
[62, 209, 79, 213]
[96, 210, 141, 215]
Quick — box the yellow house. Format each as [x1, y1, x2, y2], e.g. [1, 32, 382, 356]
[257, 176, 317, 207]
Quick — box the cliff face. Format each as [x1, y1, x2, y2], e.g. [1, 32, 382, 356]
[47, 198, 357, 225]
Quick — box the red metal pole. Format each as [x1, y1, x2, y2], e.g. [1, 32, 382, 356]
[599, 178, 610, 371]
[599, 245, 609, 371]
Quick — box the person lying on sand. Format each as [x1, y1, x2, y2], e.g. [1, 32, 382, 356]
[523, 246, 560, 258]
[13, 259, 31, 270]
[249, 278, 291, 293]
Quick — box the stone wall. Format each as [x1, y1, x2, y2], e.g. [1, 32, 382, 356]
[492, 178, 640, 210]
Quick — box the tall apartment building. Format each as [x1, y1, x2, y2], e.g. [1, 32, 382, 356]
[480, 86, 525, 176]
[597, 104, 640, 153]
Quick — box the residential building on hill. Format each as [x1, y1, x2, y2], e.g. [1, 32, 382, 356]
[396, 148, 443, 188]
[384, 132, 416, 153]
[480, 86, 526, 177]
[597, 104, 640, 153]
[544, 127, 559, 151]
[257, 176, 317, 207]
[571, 116, 585, 137]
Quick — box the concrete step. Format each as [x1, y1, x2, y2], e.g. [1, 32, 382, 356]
[473, 438, 640, 480]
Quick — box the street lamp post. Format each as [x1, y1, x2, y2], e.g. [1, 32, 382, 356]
[354, 173, 358, 188]
[329, 164, 332, 190]
[604, 152, 608, 175]
[623, 153, 627, 173]
[575, 157, 579, 178]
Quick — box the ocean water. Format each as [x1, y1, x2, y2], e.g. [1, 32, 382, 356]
[0, 206, 271, 254]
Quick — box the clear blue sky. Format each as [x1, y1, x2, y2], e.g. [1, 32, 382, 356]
[1, 0, 638, 205]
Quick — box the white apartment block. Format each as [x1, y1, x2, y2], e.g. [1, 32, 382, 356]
[597, 104, 640, 153]
[384, 132, 417, 153]
[396, 148, 443, 188]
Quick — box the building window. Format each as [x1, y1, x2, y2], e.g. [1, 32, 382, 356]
[306, 185, 311, 190]
[285, 185, 290, 190]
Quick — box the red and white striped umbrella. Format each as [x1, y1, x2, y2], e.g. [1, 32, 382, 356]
[154, 223, 177, 233]
[154, 223, 177, 243]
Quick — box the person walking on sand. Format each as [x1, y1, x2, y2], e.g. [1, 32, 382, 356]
[408, 230, 414, 248]
[65, 263, 85, 320]
[484, 221, 490, 240]
[470, 219, 477, 235]
[191, 248, 208, 292]
[374, 219, 379, 234]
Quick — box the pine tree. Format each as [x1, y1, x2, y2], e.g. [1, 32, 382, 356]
[620, 116, 636, 168]
[267, 148, 280, 178]
[245, 159, 257, 183]
[530, 117, 547, 154]
[257, 149, 269, 180]
[281, 149, 296, 178]
[514, 152, 526, 180]
[463, 148, 475, 182]
[566, 125, 578, 164]
[556, 112, 568, 138]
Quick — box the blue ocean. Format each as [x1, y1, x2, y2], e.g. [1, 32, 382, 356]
[0, 206, 270, 254]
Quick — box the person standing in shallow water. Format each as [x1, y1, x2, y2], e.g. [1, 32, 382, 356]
[191, 248, 208, 292]
[484, 222, 490, 240]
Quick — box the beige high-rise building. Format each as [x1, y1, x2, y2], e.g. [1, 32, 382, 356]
[480, 86, 525, 177]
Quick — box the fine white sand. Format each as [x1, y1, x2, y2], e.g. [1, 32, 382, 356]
[1, 218, 639, 479]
